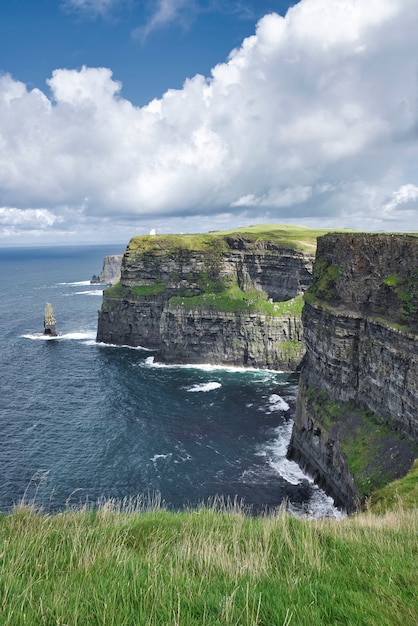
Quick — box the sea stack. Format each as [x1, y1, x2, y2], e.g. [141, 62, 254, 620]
[44, 303, 58, 336]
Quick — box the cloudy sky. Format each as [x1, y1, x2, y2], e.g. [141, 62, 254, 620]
[1, 0, 418, 245]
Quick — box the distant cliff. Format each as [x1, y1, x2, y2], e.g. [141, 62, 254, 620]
[288, 233, 418, 511]
[91, 254, 123, 285]
[96, 227, 317, 370]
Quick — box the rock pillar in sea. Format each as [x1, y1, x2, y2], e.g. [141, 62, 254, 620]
[44, 302, 58, 336]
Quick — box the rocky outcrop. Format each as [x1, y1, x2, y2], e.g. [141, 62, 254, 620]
[288, 233, 418, 511]
[91, 254, 123, 285]
[44, 302, 58, 336]
[96, 231, 314, 370]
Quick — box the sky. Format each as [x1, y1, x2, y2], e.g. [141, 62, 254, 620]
[0, 0, 418, 245]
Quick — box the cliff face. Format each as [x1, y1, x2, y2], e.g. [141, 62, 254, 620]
[91, 254, 123, 285]
[96, 232, 313, 370]
[288, 233, 418, 511]
[159, 306, 303, 370]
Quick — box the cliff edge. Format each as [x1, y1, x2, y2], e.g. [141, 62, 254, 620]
[91, 254, 123, 285]
[96, 226, 320, 370]
[288, 233, 418, 511]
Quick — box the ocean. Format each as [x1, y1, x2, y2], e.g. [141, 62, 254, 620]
[0, 245, 342, 518]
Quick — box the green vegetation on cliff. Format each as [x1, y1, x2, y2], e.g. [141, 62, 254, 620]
[381, 270, 418, 330]
[303, 386, 418, 500]
[304, 260, 340, 304]
[169, 289, 304, 317]
[1, 501, 417, 626]
[126, 224, 348, 255]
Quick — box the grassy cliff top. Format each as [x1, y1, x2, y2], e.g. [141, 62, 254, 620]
[1, 492, 417, 626]
[126, 224, 353, 254]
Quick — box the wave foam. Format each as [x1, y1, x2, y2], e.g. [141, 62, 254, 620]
[261, 421, 345, 519]
[97, 342, 153, 351]
[58, 280, 91, 286]
[23, 331, 96, 341]
[187, 382, 222, 393]
[144, 356, 283, 374]
[267, 394, 290, 412]
[72, 290, 104, 296]
[22, 333, 59, 341]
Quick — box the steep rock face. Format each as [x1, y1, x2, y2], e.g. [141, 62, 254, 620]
[288, 233, 418, 511]
[91, 254, 123, 285]
[159, 306, 304, 370]
[96, 233, 314, 369]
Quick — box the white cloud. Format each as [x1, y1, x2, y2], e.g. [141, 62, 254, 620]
[0, 207, 61, 237]
[63, 0, 123, 17]
[1, 0, 418, 243]
[134, 0, 197, 41]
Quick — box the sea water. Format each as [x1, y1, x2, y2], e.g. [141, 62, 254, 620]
[0, 245, 343, 518]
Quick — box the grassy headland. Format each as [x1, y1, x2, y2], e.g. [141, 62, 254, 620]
[1, 485, 417, 625]
[126, 224, 351, 256]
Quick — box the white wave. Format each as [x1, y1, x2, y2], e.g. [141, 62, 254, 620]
[97, 342, 153, 351]
[259, 393, 290, 414]
[22, 333, 59, 341]
[22, 331, 96, 341]
[72, 290, 104, 296]
[187, 382, 222, 393]
[151, 453, 172, 462]
[268, 394, 290, 412]
[58, 280, 91, 286]
[144, 356, 283, 374]
[260, 421, 345, 519]
[290, 487, 346, 520]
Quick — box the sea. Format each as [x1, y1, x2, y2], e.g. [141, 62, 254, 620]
[0, 244, 343, 519]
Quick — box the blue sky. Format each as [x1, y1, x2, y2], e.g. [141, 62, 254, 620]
[1, 1, 295, 106]
[1, 0, 418, 244]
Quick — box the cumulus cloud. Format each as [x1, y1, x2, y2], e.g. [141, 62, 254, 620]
[0, 207, 61, 237]
[1, 0, 418, 242]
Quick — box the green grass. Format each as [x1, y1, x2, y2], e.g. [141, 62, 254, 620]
[169, 288, 304, 317]
[208, 224, 352, 252]
[102, 282, 126, 299]
[127, 224, 352, 255]
[368, 459, 418, 512]
[1, 500, 417, 626]
[131, 284, 166, 297]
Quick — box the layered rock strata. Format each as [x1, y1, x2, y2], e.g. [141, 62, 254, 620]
[288, 233, 418, 511]
[91, 254, 123, 285]
[96, 233, 314, 370]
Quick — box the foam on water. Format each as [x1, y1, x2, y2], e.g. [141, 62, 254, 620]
[144, 355, 284, 374]
[72, 289, 104, 296]
[260, 420, 345, 519]
[151, 453, 172, 462]
[96, 341, 153, 351]
[186, 382, 222, 393]
[58, 280, 92, 286]
[23, 331, 96, 341]
[22, 333, 59, 341]
[266, 393, 290, 413]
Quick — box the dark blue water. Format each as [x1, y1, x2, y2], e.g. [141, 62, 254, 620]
[0, 245, 340, 517]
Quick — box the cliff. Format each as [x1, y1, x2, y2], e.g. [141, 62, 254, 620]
[96, 226, 319, 370]
[91, 254, 123, 285]
[288, 233, 418, 511]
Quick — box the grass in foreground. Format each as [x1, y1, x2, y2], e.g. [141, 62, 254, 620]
[1, 499, 417, 625]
